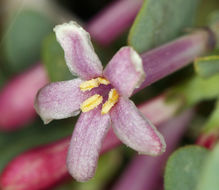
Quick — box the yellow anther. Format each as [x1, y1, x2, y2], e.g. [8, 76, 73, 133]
[80, 79, 99, 92]
[101, 89, 119, 114]
[81, 94, 103, 112]
[97, 77, 110, 85]
[80, 77, 110, 92]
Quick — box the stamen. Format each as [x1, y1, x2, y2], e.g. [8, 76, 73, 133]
[80, 79, 99, 92]
[80, 77, 110, 92]
[101, 89, 119, 114]
[97, 77, 110, 85]
[81, 94, 103, 112]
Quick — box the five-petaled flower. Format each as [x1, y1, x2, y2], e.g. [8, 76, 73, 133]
[35, 22, 166, 182]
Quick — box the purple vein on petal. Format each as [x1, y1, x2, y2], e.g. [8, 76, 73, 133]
[35, 78, 92, 124]
[54, 22, 103, 80]
[67, 108, 111, 182]
[110, 97, 166, 155]
[104, 47, 145, 98]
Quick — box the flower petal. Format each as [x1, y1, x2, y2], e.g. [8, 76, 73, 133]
[54, 22, 103, 80]
[104, 46, 145, 97]
[35, 78, 89, 124]
[67, 108, 111, 181]
[110, 97, 166, 155]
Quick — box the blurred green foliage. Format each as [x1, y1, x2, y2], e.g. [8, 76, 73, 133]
[164, 146, 209, 190]
[196, 0, 219, 26]
[202, 100, 219, 133]
[128, 0, 200, 53]
[194, 56, 219, 78]
[42, 33, 73, 82]
[197, 143, 219, 190]
[168, 74, 219, 108]
[0, 69, 6, 88]
[2, 10, 54, 73]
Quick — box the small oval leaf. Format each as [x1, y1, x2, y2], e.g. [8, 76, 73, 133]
[129, 0, 200, 53]
[164, 146, 209, 190]
[3, 10, 54, 73]
[197, 143, 219, 190]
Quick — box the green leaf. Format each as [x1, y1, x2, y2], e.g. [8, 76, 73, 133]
[0, 119, 75, 172]
[208, 10, 219, 49]
[42, 33, 73, 82]
[164, 146, 209, 190]
[197, 143, 219, 190]
[168, 74, 219, 107]
[194, 56, 219, 78]
[195, 0, 219, 26]
[128, 0, 200, 53]
[202, 99, 219, 133]
[207, 10, 219, 26]
[2, 10, 54, 73]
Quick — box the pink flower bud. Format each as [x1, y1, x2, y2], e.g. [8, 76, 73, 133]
[0, 64, 48, 131]
[0, 138, 70, 190]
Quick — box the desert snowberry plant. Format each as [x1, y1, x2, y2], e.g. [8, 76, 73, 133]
[34, 22, 166, 181]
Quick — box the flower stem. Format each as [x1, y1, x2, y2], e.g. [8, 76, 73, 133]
[111, 109, 194, 190]
[0, 94, 178, 190]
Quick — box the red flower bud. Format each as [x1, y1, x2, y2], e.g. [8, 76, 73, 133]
[196, 133, 218, 149]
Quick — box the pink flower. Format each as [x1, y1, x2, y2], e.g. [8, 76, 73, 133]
[35, 22, 166, 182]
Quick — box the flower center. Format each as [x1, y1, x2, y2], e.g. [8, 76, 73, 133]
[80, 77, 119, 114]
